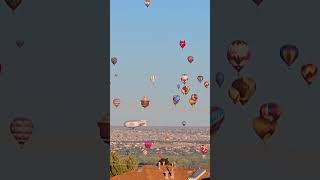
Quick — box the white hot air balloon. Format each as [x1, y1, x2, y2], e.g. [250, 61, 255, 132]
[150, 74, 156, 84]
[144, 0, 151, 7]
[181, 74, 188, 84]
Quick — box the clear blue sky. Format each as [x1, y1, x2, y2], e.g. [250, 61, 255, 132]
[110, 0, 210, 126]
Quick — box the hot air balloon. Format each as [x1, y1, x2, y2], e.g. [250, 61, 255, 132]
[301, 64, 317, 85]
[98, 113, 110, 145]
[181, 86, 190, 95]
[181, 74, 188, 84]
[259, 103, 282, 122]
[0, 64, 3, 73]
[179, 40, 186, 49]
[189, 99, 197, 107]
[200, 144, 208, 158]
[182, 120, 187, 126]
[211, 106, 225, 136]
[16, 40, 24, 48]
[253, 116, 277, 144]
[204, 81, 209, 88]
[5, 0, 22, 13]
[141, 96, 150, 109]
[144, 0, 151, 7]
[111, 57, 117, 65]
[173, 95, 180, 106]
[252, 0, 263, 6]
[228, 76, 256, 105]
[280, 44, 299, 68]
[227, 40, 251, 75]
[187, 56, 194, 63]
[215, 72, 224, 87]
[144, 140, 153, 149]
[113, 98, 120, 108]
[197, 75, 204, 83]
[191, 94, 198, 101]
[177, 84, 181, 89]
[150, 74, 157, 84]
[10, 117, 33, 149]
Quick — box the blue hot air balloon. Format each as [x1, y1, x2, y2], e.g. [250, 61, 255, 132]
[173, 95, 180, 106]
[210, 106, 225, 135]
[215, 72, 224, 87]
[177, 84, 180, 89]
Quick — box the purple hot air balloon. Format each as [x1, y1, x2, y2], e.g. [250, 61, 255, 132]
[252, 0, 263, 6]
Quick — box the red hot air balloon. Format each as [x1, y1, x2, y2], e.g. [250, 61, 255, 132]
[191, 94, 198, 101]
[10, 117, 33, 149]
[179, 40, 186, 49]
[197, 75, 204, 83]
[113, 98, 120, 108]
[200, 144, 208, 158]
[5, 0, 22, 13]
[111, 57, 117, 65]
[144, 140, 153, 149]
[204, 81, 209, 88]
[187, 56, 194, 63]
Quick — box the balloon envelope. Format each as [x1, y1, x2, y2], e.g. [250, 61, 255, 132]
[228, 76, 256, 105]
[10, 117, 33, 148]
[227, 40, 251, 73]
[253, 116, 277, 143]
[210, 106, 225, 135]
[301, 64, 317, 85]
[260, 103, 282, 122]
[173, 95, 180, 105]
[280, 44, 299, 67]
[215, 72, 224, 87]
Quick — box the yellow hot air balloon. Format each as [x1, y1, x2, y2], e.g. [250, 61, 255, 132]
[189, 99, 196, 107]
[253, 116, 277, 144]
[301, 64, 317, 85]
[229, 76, 256, 105]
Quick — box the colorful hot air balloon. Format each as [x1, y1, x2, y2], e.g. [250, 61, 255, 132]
[144, 0, 151, 7]
[204, 81, 209, 88]
[301, 64, 318, 85]
[191, 94, 198, 101]
[253, 116, 277, 144]
[259, 103, 282, 122]
[5, 0, 22, 13]
[179, 40, 186, 49]
[113, 98, 120, 108]
[228, 76, 256, 105]
[181, 86, 190, 95]
[16, 40, 24, 48]
[280, 44, 299, 68]
[187, 56, 194, 63]
[182, 120, 187, 126]
[144, 140, 153, 149]
[200, 144, 208, 158]
[141, 96, 150, 109]
[189, 98, 197, 107]
[111, 57, 117, 65]
[227, 40, 251, 74]
[252, 0, 263, 6]
[211, 106, 225, 136]
[150, 74, 157, 84]
[181, 74, 188, 84]
[197, 75, 204, 83]
[173, 95, 180, 106]
[10, 117, 33, 149]
[215, 72, 224, 87]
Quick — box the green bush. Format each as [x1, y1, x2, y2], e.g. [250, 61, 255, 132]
[110, 151, 137, 177]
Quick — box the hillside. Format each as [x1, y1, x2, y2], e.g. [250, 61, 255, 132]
[110, 165, 210, 180]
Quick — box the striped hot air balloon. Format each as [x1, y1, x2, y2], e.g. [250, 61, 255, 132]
[280, 44, 299, 68]
[150, 74, 156, 84]
[113, 98, 120, 108]
[10, 117, 33, 149]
